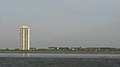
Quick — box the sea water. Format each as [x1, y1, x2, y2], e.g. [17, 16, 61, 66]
[0, 53, 120, 67]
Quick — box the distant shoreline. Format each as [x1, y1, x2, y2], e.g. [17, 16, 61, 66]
[0, 50, 120, 54]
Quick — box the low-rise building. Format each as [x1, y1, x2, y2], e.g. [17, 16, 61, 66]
[71, 47, 82, 50]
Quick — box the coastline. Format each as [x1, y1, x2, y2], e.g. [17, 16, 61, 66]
[0, 50, 120, 54]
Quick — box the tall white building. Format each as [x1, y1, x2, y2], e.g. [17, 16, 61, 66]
[20, 25, 30, 50]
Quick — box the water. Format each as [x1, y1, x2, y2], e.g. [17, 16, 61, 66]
[0, 53, 120, 58]
[0, 53, 120, 67]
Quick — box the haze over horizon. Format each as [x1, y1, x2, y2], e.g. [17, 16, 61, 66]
[0, 0, 120, 49]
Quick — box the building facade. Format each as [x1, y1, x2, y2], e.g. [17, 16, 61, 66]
[20, 25, 30, 50]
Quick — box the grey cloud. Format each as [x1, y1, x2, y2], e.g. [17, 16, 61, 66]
[0, 19, 2, 23]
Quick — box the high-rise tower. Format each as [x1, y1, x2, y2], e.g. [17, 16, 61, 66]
[20, 25, 30, 50]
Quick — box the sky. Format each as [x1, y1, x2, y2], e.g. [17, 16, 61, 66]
[0, 0, 120, 49]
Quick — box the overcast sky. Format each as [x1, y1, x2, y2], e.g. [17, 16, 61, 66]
[0, 0, 120, 49]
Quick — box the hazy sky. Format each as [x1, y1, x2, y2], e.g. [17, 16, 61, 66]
[0, 0, 120, 49]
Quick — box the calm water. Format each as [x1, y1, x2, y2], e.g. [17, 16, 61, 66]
[0, 53, 120, 67]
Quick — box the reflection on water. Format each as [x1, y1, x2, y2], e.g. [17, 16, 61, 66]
[0, 57, 120, 67]
[0, 53, 120, 58]
[0, 53, 120, 67]
[22, 53, 30, 57]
